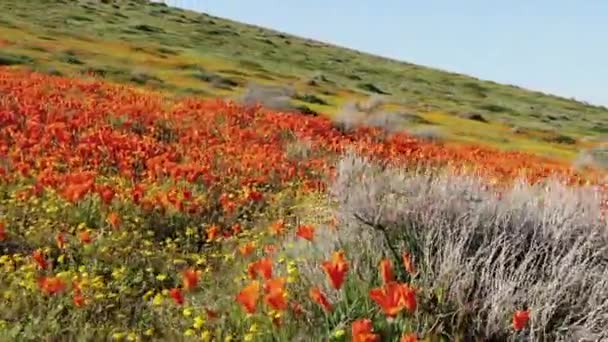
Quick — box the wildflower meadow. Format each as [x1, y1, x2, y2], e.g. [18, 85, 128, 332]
[0, 68, 607, 341]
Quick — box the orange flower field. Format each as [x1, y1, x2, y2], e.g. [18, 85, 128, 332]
[0, 68, 605, 340]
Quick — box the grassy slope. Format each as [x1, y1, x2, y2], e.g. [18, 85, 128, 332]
[1, 0, 607, 160]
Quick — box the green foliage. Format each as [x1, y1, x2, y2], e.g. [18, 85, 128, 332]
[0, 53, 34, 66]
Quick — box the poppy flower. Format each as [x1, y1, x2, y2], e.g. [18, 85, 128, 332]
[236, 281, 260, 314]
[264, 244, 278, 255]
[269, 220, 286, 236]
[182, 268, 200, 291]
[263, 277, 288, 311]
[32, 249, 48, 270]
[400, 333, 419, 342]
[131, 184, 145, 204]
[321, 251, 349, 290]
[369, 282, 417, 317]
[231, 223, 242, 235]
[79, 230, 92, 244]
[402, 252, 416, 275]
[98, 186, 115, 205]
[296, 224, 315, 241]
[379, 258, 394, 284]
[55, 232, 66, 250]
[247, 257, 273, 280]
[309, 286, 332, 313]
[248, 190, 263, 202]
[512, 310, 530, 331]
[206, 225, 219, 241]
[73, 291, 85, 307]
[38, 276, 66, 295]
[351, 319, 380, 342]
[169, 288, 185, 305]
[0, 222, 6, 241]
[239, 242, 255, 256]
[107, 212, 121, 229]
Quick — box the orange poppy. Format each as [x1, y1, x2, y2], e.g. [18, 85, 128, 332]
[269, 219, 286, 236]
[351, 319, 380, 342]
[400, 333, 419, 342]
[236, 281, 260, 314]
[296, 224, 315, 241]
[402, 252, 416, 275]
[369, 282, 417, 317]
[55, 232, 66, 250]
[239, 242, 256, 256]
[169, 288, 185, 305]
[97, 186, 115, 205]
[231, 223, 242, 235]
[512, 310, 530, 331]
[263, 277, 288, 311]
[38, 276, 66, 295]
[182, 268, 200, 291]
[309, 286, 332, 313]
[379, 258, 394, 284]
[73, 291, 85, 307]
[247, 257, 273, 280]
[32, 249, 48, 270]
[79, 230, 92, 244]
[248, 190, 264, 202]
[106, 212, 121, 229]
[264, 244, 278, 255]
[321, 251, 349, 290]
[206, 225, 219, 241]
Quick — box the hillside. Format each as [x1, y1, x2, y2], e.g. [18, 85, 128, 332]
[1, 66, 607, 341]
[1, 0, 607, 160]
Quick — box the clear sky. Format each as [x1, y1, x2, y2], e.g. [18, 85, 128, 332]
[166, 0, 608, 106]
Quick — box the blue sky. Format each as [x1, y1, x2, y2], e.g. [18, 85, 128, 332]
[166, 0, 608, 106]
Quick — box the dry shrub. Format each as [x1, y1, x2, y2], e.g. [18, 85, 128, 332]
[328, 151, 608, 340]
[239, 82, 296, 111]
[575, 143, 608, 171]
[331, 95, 442, 141]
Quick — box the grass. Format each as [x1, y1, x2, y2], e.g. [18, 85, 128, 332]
[1, 0, 607, 160]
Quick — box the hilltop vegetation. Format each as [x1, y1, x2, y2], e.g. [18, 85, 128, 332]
[1, 0, 608, 161]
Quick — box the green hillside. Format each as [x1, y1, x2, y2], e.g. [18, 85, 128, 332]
[1, 0, 606, 159]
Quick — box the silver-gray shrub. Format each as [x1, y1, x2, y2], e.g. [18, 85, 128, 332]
[330, 152, 608, 340]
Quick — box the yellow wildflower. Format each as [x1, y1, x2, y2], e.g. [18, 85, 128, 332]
[201, 330, 212, 342]
[152, 293, 163, 306]
[111, 332, 127, 341]
[143, 290, 154, 301]
[333, 329, 346, 339]
[193, 315, 205, 329]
